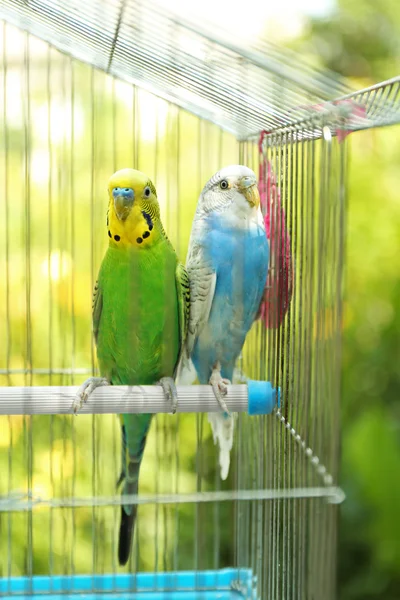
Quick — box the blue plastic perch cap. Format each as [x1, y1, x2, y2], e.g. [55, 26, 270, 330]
[247, 380, 281, 415]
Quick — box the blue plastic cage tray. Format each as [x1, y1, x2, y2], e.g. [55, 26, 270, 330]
[0, 569, 256, 599]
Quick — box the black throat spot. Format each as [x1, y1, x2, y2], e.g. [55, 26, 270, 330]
[142, 211, 153, 231]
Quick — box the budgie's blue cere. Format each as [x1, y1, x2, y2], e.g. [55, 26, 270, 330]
[183, 165, 269, 479]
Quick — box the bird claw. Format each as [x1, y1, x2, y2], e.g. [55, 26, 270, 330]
[158, 377, 178, 414]
[209, 370, 231, 415]
[72, 377, 109, 414]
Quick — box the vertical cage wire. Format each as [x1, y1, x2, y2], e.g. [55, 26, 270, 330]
[235, 119, 344, 599]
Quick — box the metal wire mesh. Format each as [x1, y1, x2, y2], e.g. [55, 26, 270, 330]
[247, 75, 400, 142]
[0, 0, 351, 139]
[0, 20, 240, 580]
[0, 13, 350, 600]
[237, 126, 345, 598]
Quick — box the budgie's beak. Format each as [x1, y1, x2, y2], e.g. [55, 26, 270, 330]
[113, 187, 135, 221]
[238, 175, 260, 207]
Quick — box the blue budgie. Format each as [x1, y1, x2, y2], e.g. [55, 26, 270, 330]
[183, 165, 269, 479]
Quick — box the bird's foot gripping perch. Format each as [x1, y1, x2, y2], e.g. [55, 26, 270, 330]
[209, 363, 231, 415]
[72, 377, 109, 414]
[158, 377, 178, 414]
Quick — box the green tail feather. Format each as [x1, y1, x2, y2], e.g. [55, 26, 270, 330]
[118, 415, 152, 566]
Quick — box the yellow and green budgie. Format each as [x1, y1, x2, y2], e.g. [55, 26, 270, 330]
[73, 168, 190, 566]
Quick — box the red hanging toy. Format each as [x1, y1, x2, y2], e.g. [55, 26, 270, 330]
[258, 130, 294, 329]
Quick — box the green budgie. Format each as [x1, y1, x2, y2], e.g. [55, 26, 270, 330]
[73, 168, 190, 566]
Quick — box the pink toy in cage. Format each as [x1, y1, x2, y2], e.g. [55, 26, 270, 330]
[258, 130, 294, 329]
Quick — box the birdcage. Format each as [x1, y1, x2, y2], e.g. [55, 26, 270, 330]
[1, 1, 399, 598]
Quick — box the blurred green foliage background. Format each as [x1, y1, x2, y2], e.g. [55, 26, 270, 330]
[0, 0, 399, 597]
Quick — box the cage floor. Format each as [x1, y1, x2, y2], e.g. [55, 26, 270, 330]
[0, 569, 255, 599]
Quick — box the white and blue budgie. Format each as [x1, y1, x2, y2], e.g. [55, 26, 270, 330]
[183, 165, 269, 479]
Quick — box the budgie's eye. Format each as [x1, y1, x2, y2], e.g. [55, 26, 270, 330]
[220, 179, 229, 190]
[144, 186, 151, 197]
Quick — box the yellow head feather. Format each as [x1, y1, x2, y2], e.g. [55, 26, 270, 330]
[107, 168, 161, 249]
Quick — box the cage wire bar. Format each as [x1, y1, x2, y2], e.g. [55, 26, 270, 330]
[0, 1, 399, 598]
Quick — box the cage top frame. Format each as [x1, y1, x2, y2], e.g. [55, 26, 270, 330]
[0, 0, 354, 139]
